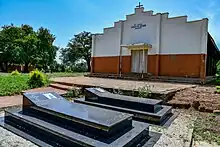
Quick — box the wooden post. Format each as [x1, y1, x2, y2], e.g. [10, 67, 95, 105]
[142, 48, 144, 78]
[119, 46, 122, 77]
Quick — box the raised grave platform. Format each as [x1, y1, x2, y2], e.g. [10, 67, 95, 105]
[0, 92, 160, 147]
[75, 88, 173, 125]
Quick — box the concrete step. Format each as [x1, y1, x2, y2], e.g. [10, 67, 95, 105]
[87, 73, 204, 84]
[51, 81, 74, 86]
[49, 83, 74, 91]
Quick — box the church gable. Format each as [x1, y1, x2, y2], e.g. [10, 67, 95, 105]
[91, 3, 216, 81]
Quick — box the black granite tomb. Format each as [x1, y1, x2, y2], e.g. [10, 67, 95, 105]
[75, 88, 172, 125]
[0, 92, 160, 147]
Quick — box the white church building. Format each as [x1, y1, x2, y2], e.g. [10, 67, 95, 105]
[90, 4, 219, 82]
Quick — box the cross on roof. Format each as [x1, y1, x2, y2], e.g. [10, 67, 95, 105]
[136, 2, 143, 8]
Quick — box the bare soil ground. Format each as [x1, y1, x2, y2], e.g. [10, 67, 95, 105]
[168, 86, 220, 112]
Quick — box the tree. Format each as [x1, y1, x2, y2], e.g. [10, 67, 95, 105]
[36, 27, 57, 70]
[0, 24, 58, 72]
[61, 31, 92, 71]
[0, 24, 23, 71]
[15, 33, 39, 72]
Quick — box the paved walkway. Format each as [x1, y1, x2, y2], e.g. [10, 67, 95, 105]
[51, 77, 195, 94]
[0, 95, 22, 109]
[153, 110, 195, 147]
[0, 87, 66, 109]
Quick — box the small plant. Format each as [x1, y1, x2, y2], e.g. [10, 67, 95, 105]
[113, 88, 123, 95]
[64, 88, 82, 98]
[27, 69, 49, 88]
[215, 86, 220, 93]
[137, 84, 152, 98]
[10, 70, 21, 76]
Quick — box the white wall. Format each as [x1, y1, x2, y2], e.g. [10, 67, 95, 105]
[93, 22, 121, 57]
[92, 7, 208, 57]
[160, 18, 208, 54]
[122, 13, 160, 56]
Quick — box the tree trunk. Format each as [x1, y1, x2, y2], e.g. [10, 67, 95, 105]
[24, 62, 29, 73]
[0, 62, 3, 72]
[86, 59, 91, 72]
[4, 62, 8, 72]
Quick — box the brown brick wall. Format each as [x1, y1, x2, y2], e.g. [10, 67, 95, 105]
[158, 54, 203, 77]
[92, 54, 206, 78]
[121, 56, 131, 73]
[92, 56, 118, 73]
[147, 55, 157, 75]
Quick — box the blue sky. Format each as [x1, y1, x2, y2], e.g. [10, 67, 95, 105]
[0, 0, 220, 60]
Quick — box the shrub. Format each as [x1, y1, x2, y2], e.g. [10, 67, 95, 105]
[27, 69, 49, 88]
[10, 70, 21, 76]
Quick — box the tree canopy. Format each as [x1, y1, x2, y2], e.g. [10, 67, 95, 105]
[0, 24, 93, 73]
[0, 24, 58, 72]
[60, 31, 92, 71]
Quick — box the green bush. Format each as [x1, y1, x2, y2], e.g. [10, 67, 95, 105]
[27, 69, 49, 88]
[10, 70, 21, 76]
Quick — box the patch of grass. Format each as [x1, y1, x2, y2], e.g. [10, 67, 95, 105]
[46, 72, 88, 78]
[0, 75, 30, 96]
[193, 112, 220, 145]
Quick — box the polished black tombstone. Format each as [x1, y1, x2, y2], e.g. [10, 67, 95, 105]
[75, 88, 172, 125]
[84, 88, 162, 113]
[22, 92, 133, 138]
[0, 92, 160, 147]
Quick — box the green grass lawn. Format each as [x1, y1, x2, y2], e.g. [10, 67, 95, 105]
[0, 72, 87, 96]
[0, 75, 30, 96]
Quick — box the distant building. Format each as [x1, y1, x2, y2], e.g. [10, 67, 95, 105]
[91, 4, 219, 83]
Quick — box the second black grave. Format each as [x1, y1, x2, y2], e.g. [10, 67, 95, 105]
[74, 88, 173, 125]
[84, 88, 162, 113]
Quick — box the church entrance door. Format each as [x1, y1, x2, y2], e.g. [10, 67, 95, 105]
[131, 50, 147, 73]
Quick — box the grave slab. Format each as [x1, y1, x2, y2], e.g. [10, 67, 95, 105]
[75, 88, 173, 125]
[85, 88, 163, 113]
[23, 92, 133, 137]
[0, 92, 159, 147]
